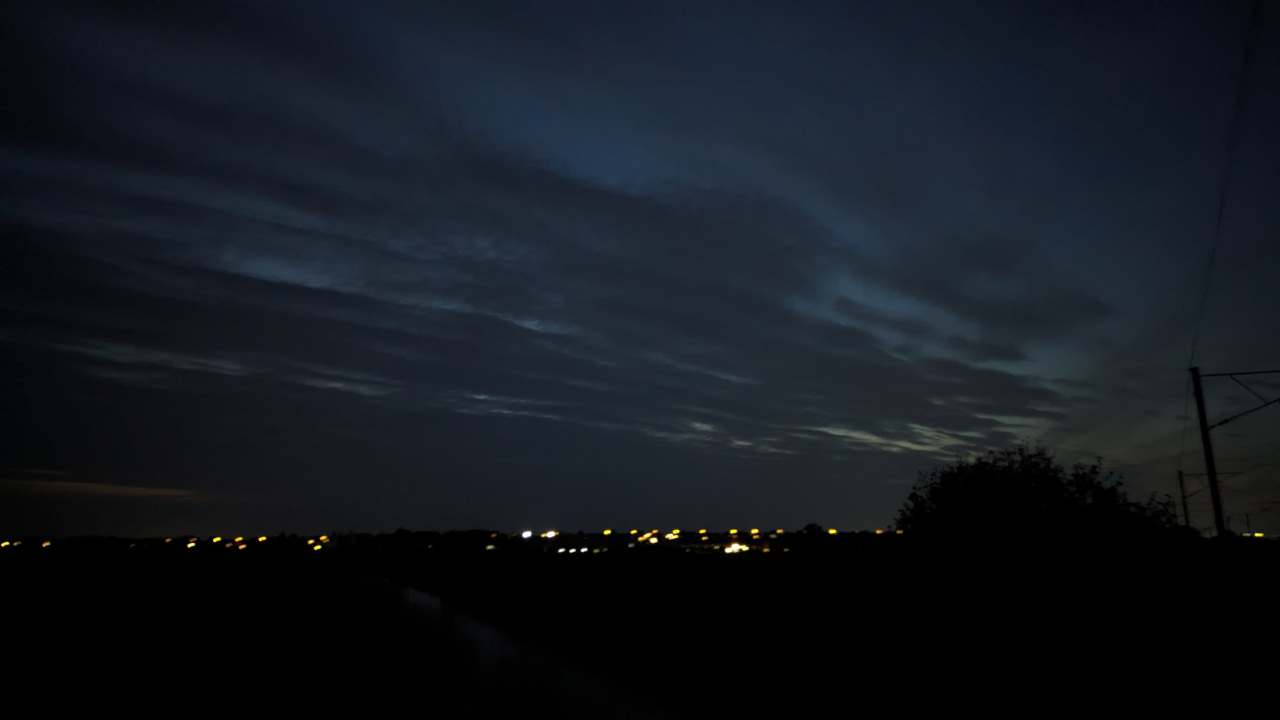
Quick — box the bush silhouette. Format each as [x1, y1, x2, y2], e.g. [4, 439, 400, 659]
[895, 445, 1180, 540]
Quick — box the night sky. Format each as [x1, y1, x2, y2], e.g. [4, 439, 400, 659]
[3, 1, 1278, 538]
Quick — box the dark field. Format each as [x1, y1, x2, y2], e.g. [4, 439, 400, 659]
[3, 533, 1276, 717]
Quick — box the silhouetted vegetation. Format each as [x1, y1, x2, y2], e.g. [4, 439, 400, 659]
[895, 445, 1185, 541]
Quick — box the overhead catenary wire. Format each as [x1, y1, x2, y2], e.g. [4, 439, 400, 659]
[1176, 0, 1264, 484]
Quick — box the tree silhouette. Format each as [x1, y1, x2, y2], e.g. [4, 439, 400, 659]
[895, 445, 1182, 540]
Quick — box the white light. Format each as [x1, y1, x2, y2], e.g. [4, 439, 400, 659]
[521, 531, 533, 539]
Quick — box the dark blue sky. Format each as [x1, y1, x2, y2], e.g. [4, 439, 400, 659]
[3, 0, 1278, 538]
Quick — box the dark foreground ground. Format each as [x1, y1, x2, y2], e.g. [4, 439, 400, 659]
[3, 533, 1276, 717]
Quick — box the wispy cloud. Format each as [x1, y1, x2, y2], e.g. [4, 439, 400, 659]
[1, 479, 197, 499]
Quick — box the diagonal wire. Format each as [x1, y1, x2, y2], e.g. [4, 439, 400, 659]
[1186, 0, 1262, 371]
[1178, 0, 1262, 480]
[1230, 375, 1269, 403]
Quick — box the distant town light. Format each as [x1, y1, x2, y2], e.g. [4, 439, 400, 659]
[1, 542, 9, 548]
[165, 538, 172, 543]
[580, 547, 588, 553]
[41, 541, 51, 548]
[750, 528, 759, 534]
[307, 539, 315, 545]
[698, 529, 707, 534]
[875, 529, 884, 535]
[603, 529, 612, 536]
[521, 531, 533, 539]
[234, 537, 243, 543]
[827, 528, 837, 535]
[258, 536, 267, 542]
[187, 542, 196, 548]
[238, 544, 247, 550]
[630, 529, 638, 535]
[649, 537, 658, 544]
[776, 529, 784, 534]
[729, 529, 738, 535]
[212, 537, 222, 543]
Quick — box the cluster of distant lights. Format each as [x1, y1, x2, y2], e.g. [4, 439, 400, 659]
[0, 528, 907, 553]
[510, 527, 907, 554]
[170, 535, 331, 550]
[3, 529, 1267, 552]
[0, 536, 332, 550]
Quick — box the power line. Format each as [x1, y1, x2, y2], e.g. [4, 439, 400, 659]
[1185, 0, 1262, 370]
[1177, 0, 1264, 484]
